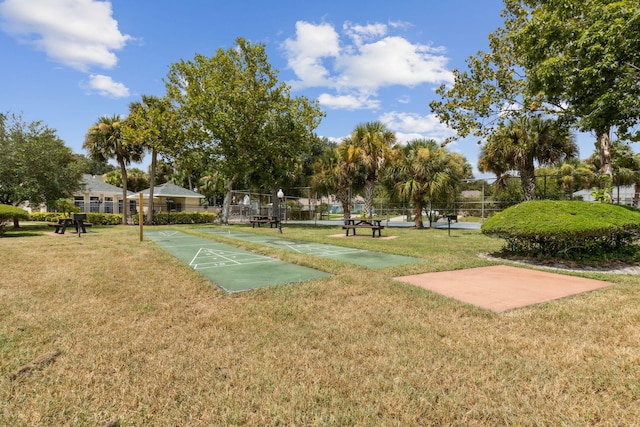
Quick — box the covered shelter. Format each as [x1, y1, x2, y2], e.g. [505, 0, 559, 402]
[129, 182, 206, 213]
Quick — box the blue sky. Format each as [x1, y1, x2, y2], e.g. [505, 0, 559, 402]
[0, 0, 596, 176]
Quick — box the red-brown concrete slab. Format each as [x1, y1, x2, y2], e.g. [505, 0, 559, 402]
[394, 265, 613, 312]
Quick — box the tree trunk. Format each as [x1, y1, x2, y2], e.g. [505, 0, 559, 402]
[520, 165, 536, 201]
[120, 161, 128, 225]
[335, 185, 350, 220]
[597, 128, 613, 180]
[634, 182, 640, 208]
[221, 178, 233, 224]
[364, 180, 375, 218]
[414, 197, 424, 228]
[146, 148, 157, 225]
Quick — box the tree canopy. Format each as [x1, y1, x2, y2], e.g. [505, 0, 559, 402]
[505, 0, 640, 178]
[431, 0, 640, 181]
[0, 113, 82, 209]
[165, 37, 324, 223]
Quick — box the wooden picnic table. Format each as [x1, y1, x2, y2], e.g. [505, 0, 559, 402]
[342, 217, 385, 237]
[249, 215, 280, 228]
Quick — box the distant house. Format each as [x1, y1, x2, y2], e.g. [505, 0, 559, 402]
[129, 182, 206, 213]
[572, 185, 639, 206]
[74, 174, 134, 214]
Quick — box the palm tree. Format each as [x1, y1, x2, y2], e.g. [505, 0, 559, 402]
[83, 115, 144, 224]
[384, 139, 469, 228]
[310, 144, 364, 220]
[482, 115, 577, 201]
[123, 95, 180, 224]
[342, 121, 396, 217]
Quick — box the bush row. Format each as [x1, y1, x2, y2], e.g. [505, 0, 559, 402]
[30, 211, 217, 225]
[29, 212, 123, 225]
[481, 200, 640, 261]
[131, 211, 217, 225]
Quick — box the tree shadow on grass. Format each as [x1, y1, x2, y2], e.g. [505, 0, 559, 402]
[1, 232, 44, 238]
[1, 223, 50, 238]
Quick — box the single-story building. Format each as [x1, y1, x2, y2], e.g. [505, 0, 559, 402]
[129, 182, 207, 213]
[74, 174, 134, 214]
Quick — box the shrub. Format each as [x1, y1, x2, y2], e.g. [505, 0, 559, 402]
[0, 205, 30, 236]
[481, 200, 640, 261]
[131, 211, 217, 225]
[29, 212, 59, 222]
[86, 213, 123, 225]
[29, 212, 122, 225]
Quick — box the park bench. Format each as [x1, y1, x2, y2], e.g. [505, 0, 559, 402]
[342, 218, 385, 237]
[249, 215, 280, 228]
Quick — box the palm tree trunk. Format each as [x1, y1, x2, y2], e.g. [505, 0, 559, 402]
[520, 166, 536, 201]
[120, 161, 129, 225]
[335, 184, 350, 220]
[413, 197, 424, 228]
[364, 180, 375, 218]
[146, 148, 157, 225]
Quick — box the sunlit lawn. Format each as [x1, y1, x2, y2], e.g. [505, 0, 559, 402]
[1, 222, 639, 426]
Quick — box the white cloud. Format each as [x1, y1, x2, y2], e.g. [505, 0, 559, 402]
[0, 0, 131, 71]
[282, 20, 453, 109]
[336, 36, 453, 90]
[282, 21, 340, 88]
[343, 21, 387, 46]
[318, 93, 380, 110]
[83, 74, 129, 98]
[379, 111, 455, 141]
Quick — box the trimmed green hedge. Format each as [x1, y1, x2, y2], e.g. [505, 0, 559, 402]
[30, 212, 123, 225]
[131, 211, 217, 225]
[481, 200, 640, 260]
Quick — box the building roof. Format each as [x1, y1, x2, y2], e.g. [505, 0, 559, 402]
[131, 182, 205, 199]
[79, 174, 132, 195]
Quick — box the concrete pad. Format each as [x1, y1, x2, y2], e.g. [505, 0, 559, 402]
[203, 229, 418, 268]
[394, 265, 613, 312]
[146, 230, 330, 293]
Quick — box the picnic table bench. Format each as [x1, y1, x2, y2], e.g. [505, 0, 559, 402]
[342, 217, 385, 237]
[49, 214, 92, 236]
[249, 215, 280, 228]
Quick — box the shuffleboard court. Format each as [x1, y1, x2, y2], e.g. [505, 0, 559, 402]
[203, 228, 421, 268]
[145, 230, 331, 293]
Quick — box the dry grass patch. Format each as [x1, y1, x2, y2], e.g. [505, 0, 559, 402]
[1, 224, 639, 425]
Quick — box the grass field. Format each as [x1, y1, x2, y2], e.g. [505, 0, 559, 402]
[2, 223, 639, 426]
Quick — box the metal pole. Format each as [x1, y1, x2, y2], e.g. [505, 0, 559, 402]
[277, 189, 283, 234]
[481, 180, 485, 221]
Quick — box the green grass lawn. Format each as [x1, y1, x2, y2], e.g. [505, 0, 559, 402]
[1, 223, 639, 425]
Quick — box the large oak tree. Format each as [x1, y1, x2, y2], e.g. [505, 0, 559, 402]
[505, 0, 640, 179]
[165, 38, 324, 223]
[0, 113, 82, 219]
